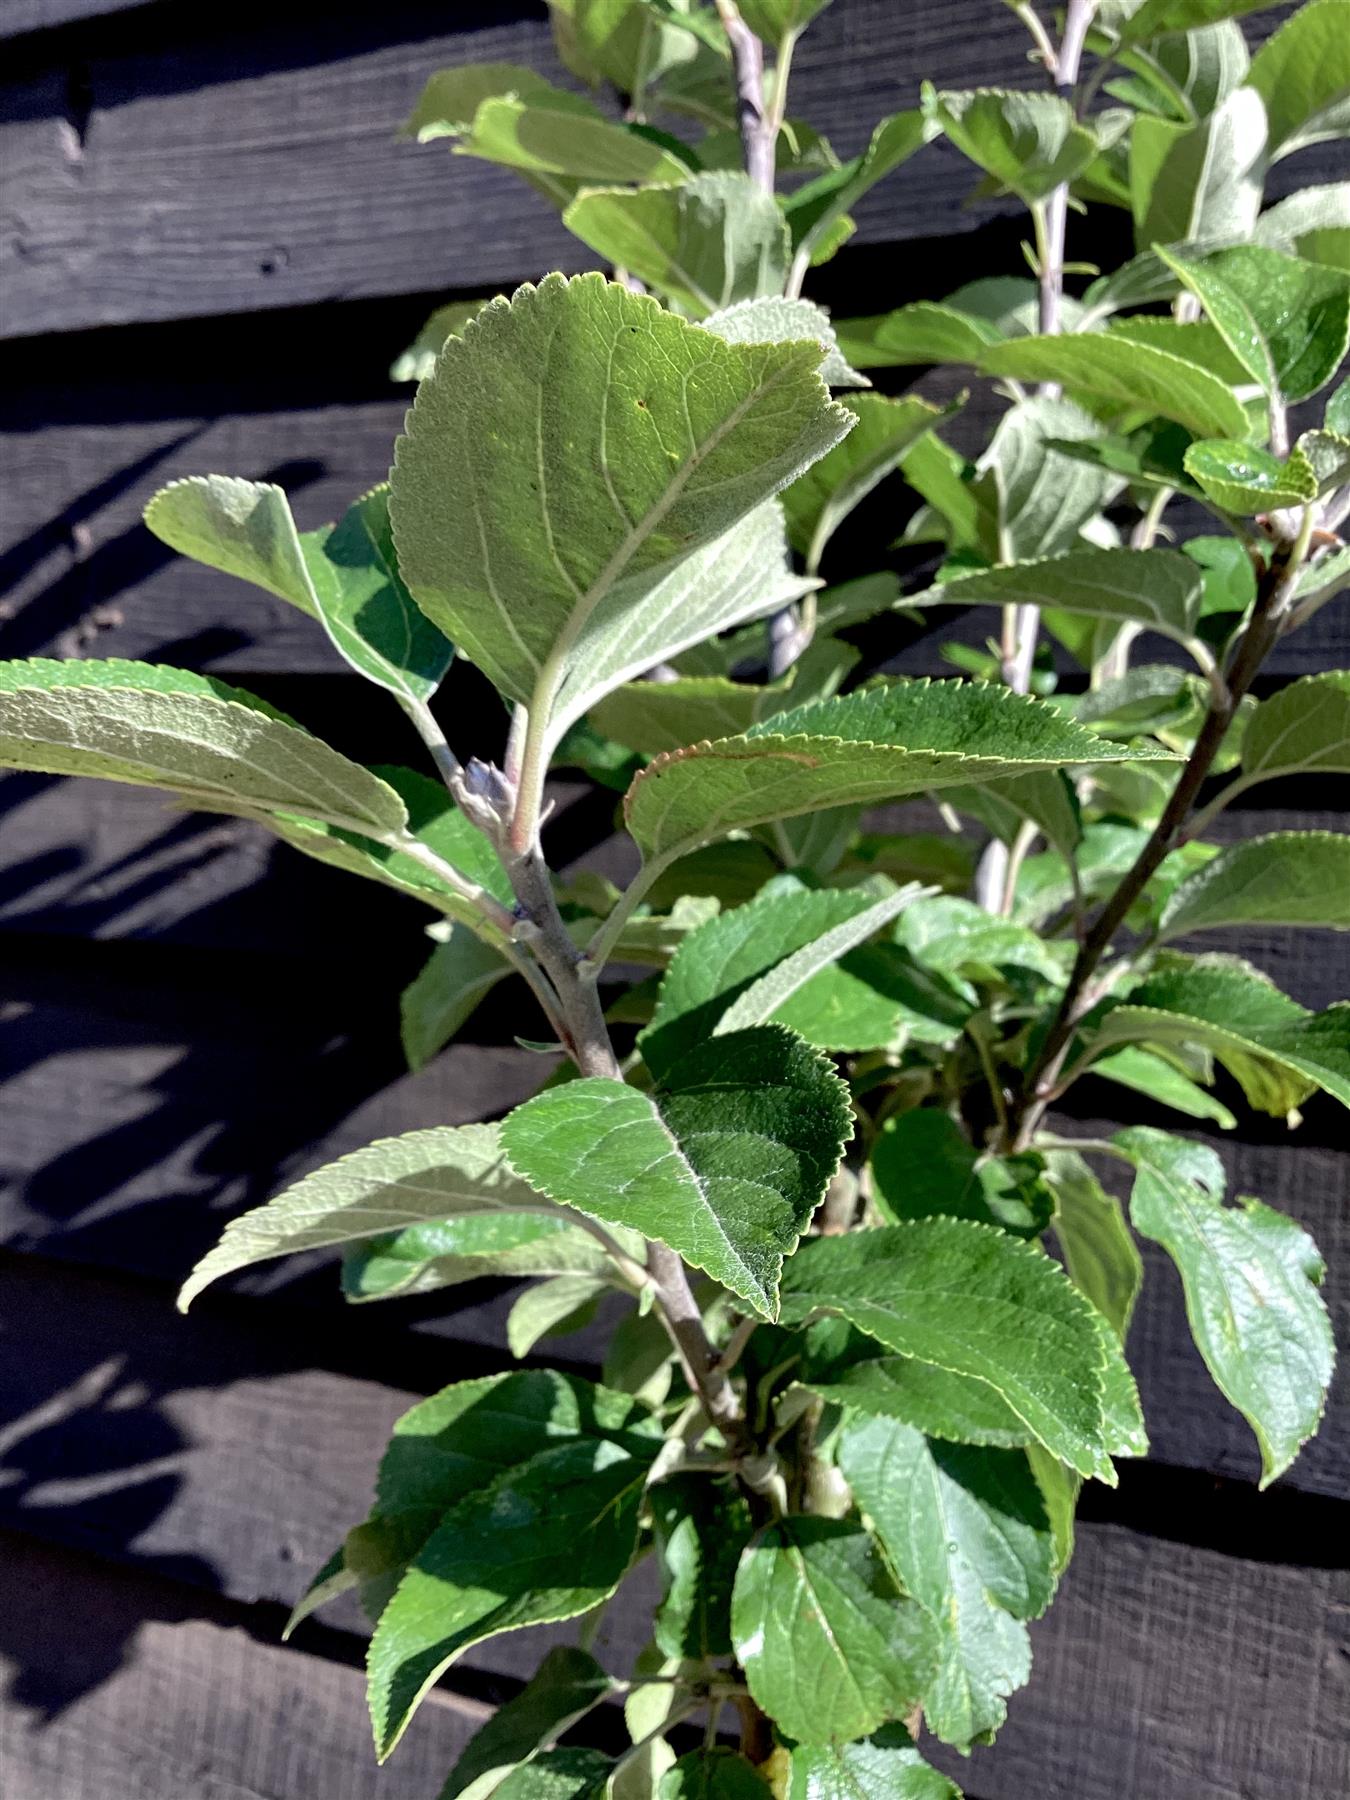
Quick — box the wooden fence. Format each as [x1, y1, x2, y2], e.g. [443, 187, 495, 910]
[0, 3, 1346, 1796]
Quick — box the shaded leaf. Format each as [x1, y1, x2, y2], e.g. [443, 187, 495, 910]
[1043, 1150, 1144, 1339]
[787, 1725, 959, 1799]
[343, 1214, 612, 1305]
[833, 302, 999, 369]
[1159, 830, 1350, 938]
[1183, 439, 1318, 512]
[652, 1476, 753, 1661]
[1246, 0, 1350, 159]
[924, 547, 1203, 648]
[440, 1647, 614, 1800]
[783, 111, 930, 269]
[979, 334, 1251, 439]
[507, 1273, 610, 1356]
[659, 1749, 773, 1799]
[781, 393, 944, 570]
[1129, 87, 1264, 247]
[923, 86, 1098, 203]
[1088, 1046, 1238, 1129]
[401, 930, 511, 1072]
[1238, 671, 1350, 789]
[1200, 245, 1350, 401]
[871, 1111, 1053, 1238]
[392, 299, 494, 384]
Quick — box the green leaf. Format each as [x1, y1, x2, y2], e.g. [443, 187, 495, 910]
[979, 335, 1251, 439]
[1043, 1150, 1144, 1339]
[871, 1112, 1053, 1238]
[462, 90, 689, 186]
[787, 1726, 959, 1800]
[660, 1750, 773, 1799]
[178, 1123, 548, 1308]
[0, 657, 406, 839]
[401, 930, 510, 1072]
[1238, 671, 1350, 789]
[506, 1273, 610, 1356]
[549, 0, 723, 94]
[392, 299, 494, 384]
[642, 882, 964, 1076]
[781, 1221, 1124, 1480]
[1154, 245, 1277, 390]
[440, 1647, 614, 1800]
[623, 679, 1173, 871]
[502, 1026, 852, 1318]
[1183, 438, 1318, 512]
[1129, 87, 1264, 247]
[1246, 0, 1350, 159]
[1105, 1, 1276, 48]
[837, 1415, 1054, 1748]
[491, 1748, 614, 1798]
[343, 1214, 612, 1305]
[782, 110, 930, 270]
[700, 294, 869, 389]
[893, 894, 1065, 985]
[1296, 428, 1350, 494]
[1086, 953, 1350, 1115]
[803, 1356, 1034, 1449]
[1254, 184, 1350, 272]
[148, 477, 456, 704]
[1089, 1046, 1238, 1129]
[978, 393, 1122, 562]
[730, 1517, 939, 1745]
[924, 547, 1204, 649]
[402, 63, 567, 137]
[1160, 830, 1350, 939]
[564, 174, 789, 315]
[922, 86, 1098, 203]
[368, 1376, 661, 1757]
[652, 1476, 753, 1662]
[591, 674, 791, 757]
[833, 303, 999, 370]
[738, 0, 833, 41]
[1199, 246, 1350, 401]
[1116, 1126, 1334, 1484]
[781, 393, 944, 570]
[388, 273, 847, 738]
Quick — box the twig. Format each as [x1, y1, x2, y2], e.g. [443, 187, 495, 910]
[1007, 507, 1317, 1147]
[714, 1, 775, 193]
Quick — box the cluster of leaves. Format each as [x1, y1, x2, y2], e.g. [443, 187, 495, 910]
[2, 0, 1347, 1793]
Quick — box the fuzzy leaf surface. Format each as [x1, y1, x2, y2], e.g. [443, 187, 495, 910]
[0, 658, 406, 838]
[700, 295, 868, 388]
[979, 335, 1250, 438]
[342, 1214, 612, 1304]
[623, 680, 1171, 869]
[925, 548, 1203, 648]
[779, 1222, 1121, 1479]
[1117, 1126, 1334, 1484]
[781, 393, 943, 569]
[1159, 831, 1350, 939]
[179, 1123, 546, 1308]
[730, 1518, 938, 1745]
[389, 275, 845, 736]
[502, 1026, 852, 1317]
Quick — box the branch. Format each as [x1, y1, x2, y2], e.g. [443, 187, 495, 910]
[1007, 508, 1317, 1146]
[715, 1, 775, 194]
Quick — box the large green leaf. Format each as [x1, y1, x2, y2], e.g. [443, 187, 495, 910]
[1159, 831, 1350, 939]
[1155, 246, 1277, 391]
[367, 1372, 662, 1757]
[837, 1414, 1055, 1749]
[1129, 87, 1264, 247]
[1182, 439, 1319, 512]
[787, 1726, 959, 1800]
[178, 1123, 549, 1308]
[502, 1026, 852, 1318]
[977, 394, 1120, 563]
[1088, 1046, 1238, 1129]
[1199, 246, 1350, 401]
[439, 1646, 614, 1800]
[1246, 0, 1350, 159]
[730, 1517, 939, 1745]
[738, 0, 833, 41]
[590, 672, 792, 756]
[1104, 1, 1276, 47]
[401, 929, 511, 1071]
[641, 883, 938, 1077]
[1085, 954, 1350, 1115]
[779, 1221, 1124, 1480]
[782, 110, 930, 269]
[781, 393, 943, 570]
[1254, 183, 1350, 271]
[1117, 1127, 1334, 1484]
[491, 1749, 613, 1799]
[622, 680, 1172, 870]
[893, 893, 1065, 986]
[143, 474, 319, 616]
[564, 174, 789, 315]
[700, 295, 869, 388]
[0, 658, 407, 838]
[802, 1354, 1034, 1449]
[924, 548, 1203, 650]
[388, 274, 847, 739]
[979, 334, 1251, 439]
[923, 86, 1098, 203]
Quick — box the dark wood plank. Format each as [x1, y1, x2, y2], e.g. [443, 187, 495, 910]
[2, 0, 1331, 342]
[0, 1527, 489, 1800]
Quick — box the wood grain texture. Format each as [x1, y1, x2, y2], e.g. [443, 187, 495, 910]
[1, 0, 1330, 342]
[0, 1527, 489, 1800]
